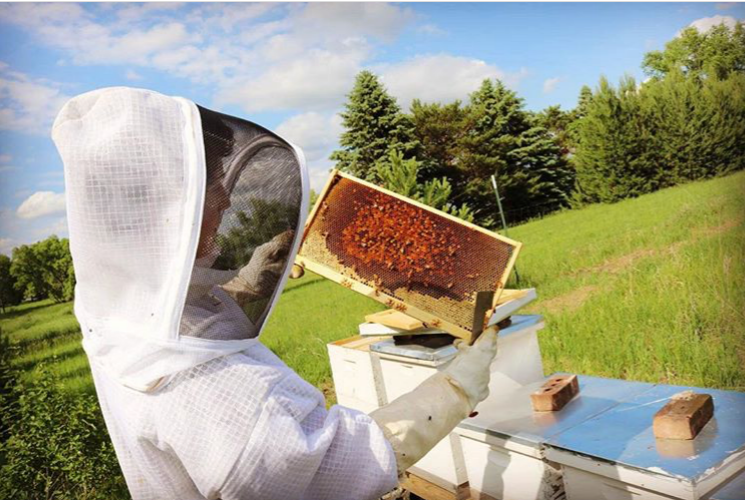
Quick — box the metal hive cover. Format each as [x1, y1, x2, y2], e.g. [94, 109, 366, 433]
[296, 171, 522, 341]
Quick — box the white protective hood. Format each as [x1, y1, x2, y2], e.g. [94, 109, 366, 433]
[53, 87, 309, 392]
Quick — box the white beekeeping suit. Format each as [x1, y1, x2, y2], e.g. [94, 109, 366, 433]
[53, 87, 498, 500]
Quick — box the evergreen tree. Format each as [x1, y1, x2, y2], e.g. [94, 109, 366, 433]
[699, 72, 745, 175]
[575, 85, 594, 119]
[409, 99, 467, 182]
[573, 71, 745, 203]
[573, 76, 661, 203]
[457, 79, 572, 226]
[536, 105, 574, 155]
[330, 71, 418, 181]
[565, 85, 594, 155]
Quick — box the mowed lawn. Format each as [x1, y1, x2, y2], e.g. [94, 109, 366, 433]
[2, 170, 743, 401]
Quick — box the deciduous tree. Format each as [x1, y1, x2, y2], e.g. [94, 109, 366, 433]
[643, 22, 745, 80]
[376, 150, 474, 221]
[10, 236, 75, 303]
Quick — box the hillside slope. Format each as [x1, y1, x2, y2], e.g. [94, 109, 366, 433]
[265, 170, 745, 393]
[2, 171, 743, 398]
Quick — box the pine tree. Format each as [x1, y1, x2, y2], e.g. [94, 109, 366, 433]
[575, 85, 594, 119]
[574, 70, 745, 204]
[536, 105, 573, 155]
[330, 71, 418, 181]
[566, 85, 594, 153]
[457, 79, 572, 226]
[574, 76, 668, 203]
[646, 70, 745, 182]
[409, 99, 467, 183]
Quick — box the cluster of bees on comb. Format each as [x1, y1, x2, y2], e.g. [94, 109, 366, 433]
[340, 192, 460, 289]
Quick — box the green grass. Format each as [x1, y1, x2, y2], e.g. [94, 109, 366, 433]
[2, 171, 743, 399]
[0, 300, 92, 392]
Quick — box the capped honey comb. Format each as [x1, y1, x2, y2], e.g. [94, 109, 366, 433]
[296, 170, 522, 341]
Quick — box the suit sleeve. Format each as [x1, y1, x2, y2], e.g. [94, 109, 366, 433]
[220, 372, 398, 500]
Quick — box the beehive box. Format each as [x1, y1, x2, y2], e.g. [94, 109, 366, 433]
[296, 170, 522, 342]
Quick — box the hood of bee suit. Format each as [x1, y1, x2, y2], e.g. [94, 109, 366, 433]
[52, 87, 309, 392]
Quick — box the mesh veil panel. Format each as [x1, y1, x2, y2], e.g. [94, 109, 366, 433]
[180, 106, 303, 341]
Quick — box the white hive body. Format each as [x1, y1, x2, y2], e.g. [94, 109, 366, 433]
[54, 87, 399, 500]
[328, 315, 547, 497]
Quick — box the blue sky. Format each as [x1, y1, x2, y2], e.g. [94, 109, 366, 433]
[1, 2, 744, 255]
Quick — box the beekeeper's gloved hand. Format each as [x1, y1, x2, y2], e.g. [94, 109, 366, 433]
[222, 230, 294, 305]
[370, 327, 498, 475]
[442, 330, 498, 410]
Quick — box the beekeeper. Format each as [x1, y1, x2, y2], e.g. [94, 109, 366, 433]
[52, 87, 499, 500]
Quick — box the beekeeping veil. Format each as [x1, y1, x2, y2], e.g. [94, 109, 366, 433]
[53, 87, 308, 392]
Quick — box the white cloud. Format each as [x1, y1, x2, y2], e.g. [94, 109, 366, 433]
[276, 112, 343, 192]
[16, 191, 66, 219]
[0, 237, 15, 256]
[37, 216, 68, 238]
[125, 69, 143, 81]
[276, 112, 343, 162]
[307, 160, 335, 193]
[715, 3, 737, 11]
[114, 2, 184, 23]
[189, 3, 278, 33]
[0, 4, 192, 66]
[0, 3, 422, 115]
[0, 64, 70, 135]
[417, 24, 447, 36]
[543, 77, 562, 94]
[150, 44, 243, 84]
[218, 49, 365, 112]
[239, 19, 291, 46]
[293, 3, 416, 43]
[378, 54, 528, 110]
[688, 15, 741, 33]
[79, 22, 193, 66]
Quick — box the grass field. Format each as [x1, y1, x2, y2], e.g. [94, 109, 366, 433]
[2, 170, 744, 401]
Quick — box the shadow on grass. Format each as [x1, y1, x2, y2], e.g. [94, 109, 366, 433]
[0, 301, 58, 321]
[53, 365, 93, 383]
[15, 345, 85, 371]
[282, 278, 327, 296]
[14, 327, 80, 351]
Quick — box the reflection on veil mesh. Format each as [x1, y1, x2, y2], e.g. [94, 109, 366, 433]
[180, 106, 303, 341]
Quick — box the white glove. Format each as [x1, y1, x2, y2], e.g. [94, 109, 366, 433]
[370, 328, 499, 475]
[442, 327, 498, 411]
[222, 230, 294, 305]
[237, 230, 294, 295]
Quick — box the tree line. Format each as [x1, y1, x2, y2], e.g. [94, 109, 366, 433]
[330, 22, 745, 228]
